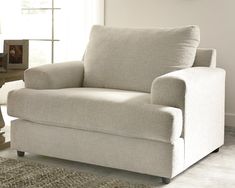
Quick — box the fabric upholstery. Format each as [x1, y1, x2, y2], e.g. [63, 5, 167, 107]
[23, 48, 214, 91]
[7, 23, 226, 180]
[8, 88, 182, 144]
[151, 67, 225, 167]
[193, 48, 216, 68]
[83, 25, 200, 92]
[24, 61, 84, 89]
[11, 119, 185, 178]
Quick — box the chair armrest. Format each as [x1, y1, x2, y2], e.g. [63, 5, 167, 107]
[24, 61, 84, 89]
[151, 67, 225, 109]
[151, 67, 226, 167]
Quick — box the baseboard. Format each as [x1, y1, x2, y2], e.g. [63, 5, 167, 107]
[225, 113, 235, 128]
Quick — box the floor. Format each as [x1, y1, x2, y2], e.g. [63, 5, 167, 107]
[0, 106, 235, 187]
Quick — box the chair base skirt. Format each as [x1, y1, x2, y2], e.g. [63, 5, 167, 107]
[10, 119, 185, 179]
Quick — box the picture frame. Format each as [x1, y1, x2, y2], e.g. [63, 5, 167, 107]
[0, 53, 7, 73]
[4, 40, 29, 70]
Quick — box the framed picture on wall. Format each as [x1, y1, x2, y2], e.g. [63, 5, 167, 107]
[0, 53, 7, 72]
[4, 40, 29, 69]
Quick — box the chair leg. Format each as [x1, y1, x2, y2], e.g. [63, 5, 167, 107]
[17, 151, 25, 157]
[212, 148, 220, 153]
[162, 177, 171, 184]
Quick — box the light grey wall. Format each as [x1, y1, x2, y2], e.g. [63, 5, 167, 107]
[105, 0, 235, 127]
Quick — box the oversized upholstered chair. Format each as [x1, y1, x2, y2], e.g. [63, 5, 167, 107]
[7, 25, 225, 184]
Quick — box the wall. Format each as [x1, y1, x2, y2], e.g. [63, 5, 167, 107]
[105, 0, 235, 127]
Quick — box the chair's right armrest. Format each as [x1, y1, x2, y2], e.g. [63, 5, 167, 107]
[151, 67, 225, 109]
[25, 61, 84, 89]
[151, 67, 226, 167]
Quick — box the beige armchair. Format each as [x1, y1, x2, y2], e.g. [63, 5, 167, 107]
[7, 25, 225, 184]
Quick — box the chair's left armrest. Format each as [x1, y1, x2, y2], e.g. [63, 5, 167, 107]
[24, 61, 84, 89]
[151, 67, 226, 167]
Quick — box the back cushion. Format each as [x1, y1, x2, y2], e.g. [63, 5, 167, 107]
[83, 25, 200, 92]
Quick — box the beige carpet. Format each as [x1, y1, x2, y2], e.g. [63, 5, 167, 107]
[0, 157, 152, 188]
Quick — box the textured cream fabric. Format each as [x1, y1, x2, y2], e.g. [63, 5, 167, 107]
[151, 67, 226, 167]
[24, 61, 84, 89]
[22, 48, 214, 91]
[7, 23, 225, 180]
[8, 88, 182, 143]
[11, 119, 185, 178]
[193, 48, 216, 68]
[83, 25, 200, 92]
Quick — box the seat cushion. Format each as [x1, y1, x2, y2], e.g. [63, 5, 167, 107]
[83, 25, 200, 92]
[8, 88, 183, 143]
